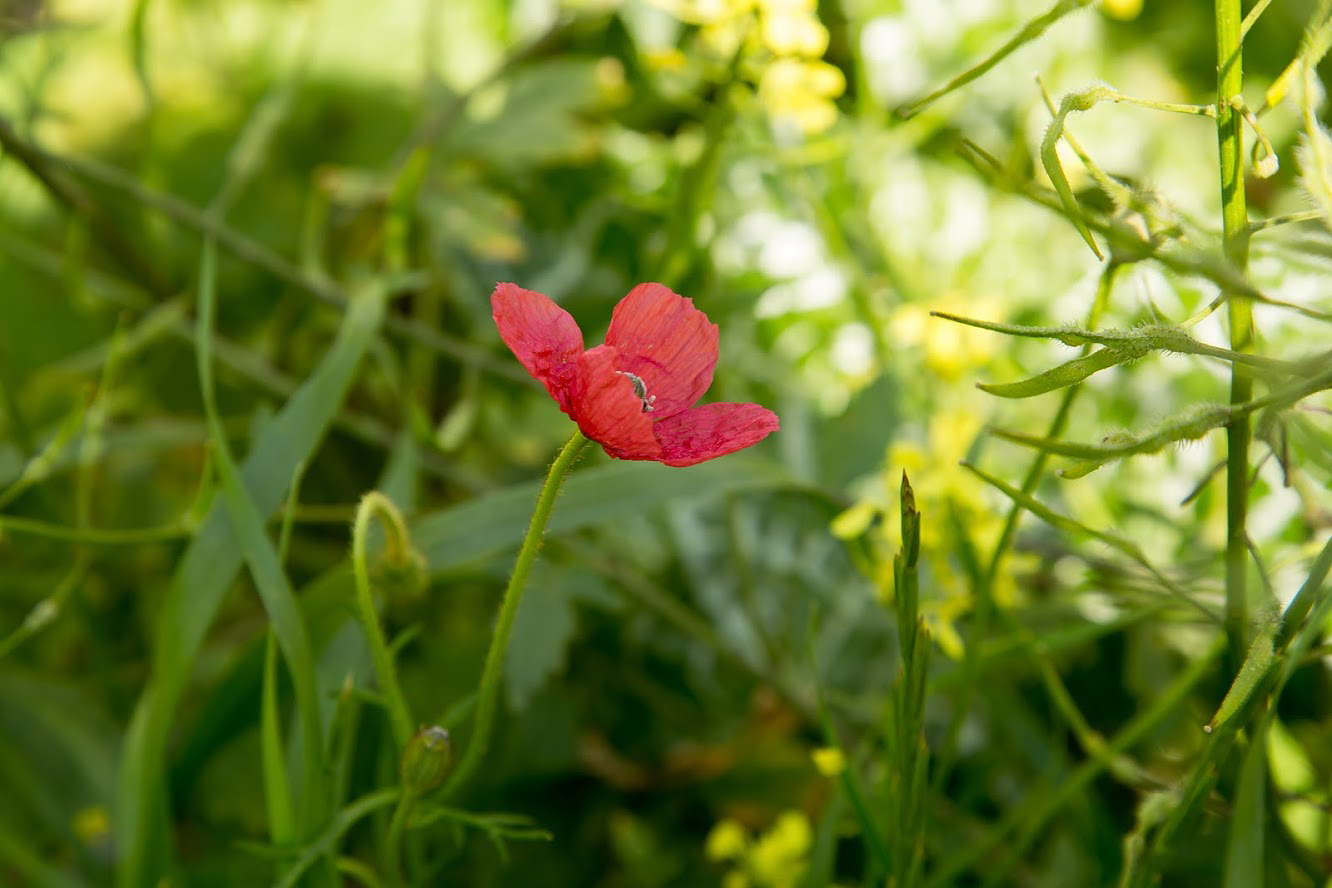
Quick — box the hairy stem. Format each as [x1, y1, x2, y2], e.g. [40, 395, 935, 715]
[442, 429, 587, 796]
[351, 492, 419, 750]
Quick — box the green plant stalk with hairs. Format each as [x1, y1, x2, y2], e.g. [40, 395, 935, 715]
[1216, 0, 1254, 666]
[351, 491, 422, 752]
[442, 428, 588, 797]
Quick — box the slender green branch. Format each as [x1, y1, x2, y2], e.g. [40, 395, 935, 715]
[1240, 0, 1277, 37]
[384, 793, 413, 885]
[441, 428, 587, 797]
[897, 0, 1095, 118]
[0, 115, 173, 296]
[1248, 209, 1323, 233]
[0, 119, 522, 379]
[0, 515, 191, 544]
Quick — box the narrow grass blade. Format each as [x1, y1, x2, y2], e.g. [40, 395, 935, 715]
[937, 639, 1225, 888]
[260, 632, 296, 848]
[273, 789, 400, 888]
[962, 462, 1218, 624]
[1223, 733, 1266, 888]
[196, 239, 328, 839]
[115, 270, 385, 887]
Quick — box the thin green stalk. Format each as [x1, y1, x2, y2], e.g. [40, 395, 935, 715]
[384, 791, 412, 886]
[260, 632, 296, 851]
[1217, 0, 1253, 663]
[351, 492, 420, 750]
[442, 428, 587, 797]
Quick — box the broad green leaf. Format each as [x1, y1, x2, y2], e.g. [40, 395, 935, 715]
[503, 564, 581, 712]
[412, 457, 792, 570]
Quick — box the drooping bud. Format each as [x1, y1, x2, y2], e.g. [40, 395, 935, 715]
[400, 726, 452, 796]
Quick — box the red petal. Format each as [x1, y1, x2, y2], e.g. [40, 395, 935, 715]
[492, 282, 584, 415]
[604, 283, 719, 419]
[570, 345, 663, 461]
[652, 403, 780, 467]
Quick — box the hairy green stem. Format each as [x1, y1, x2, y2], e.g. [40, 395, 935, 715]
[443, 429, 588, 796]
[1216, 0, 1253, 662]
[351, 491, 419, 750]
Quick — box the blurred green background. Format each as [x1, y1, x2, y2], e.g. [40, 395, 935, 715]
[1, 0, 1330, 885]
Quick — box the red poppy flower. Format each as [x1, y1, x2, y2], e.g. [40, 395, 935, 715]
[492, 282, 780, 466]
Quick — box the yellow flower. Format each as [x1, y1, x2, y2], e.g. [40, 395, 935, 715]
[73, 806, 111, 847]
[758, 0, 828, 56]
[649, 0, 752, 24]
[759, 58, 845, 134]
[706, 818, 751, 860]
[707, 811, 814, 888]
[1101, 0, 1144, 20]
[811, 746, 846, 777]
[889, 302, 998, 382]
[749, 811, 812, 888]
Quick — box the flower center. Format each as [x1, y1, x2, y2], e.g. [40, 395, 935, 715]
[617, 371, 656, 413]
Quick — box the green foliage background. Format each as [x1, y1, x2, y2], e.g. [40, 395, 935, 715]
[0, 0, 1330, 885]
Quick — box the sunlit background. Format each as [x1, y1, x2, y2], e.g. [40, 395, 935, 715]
[1, 0, 1330, 885]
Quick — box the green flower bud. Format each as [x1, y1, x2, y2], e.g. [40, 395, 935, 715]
[372, 543, 429, 602]
[400, 726, 452, 796]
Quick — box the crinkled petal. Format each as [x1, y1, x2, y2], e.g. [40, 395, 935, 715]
[492, 282, 584, 415]
[652, 403, 780, 467]
[604, 283, 719, 419]
[570, 345, 662, 461]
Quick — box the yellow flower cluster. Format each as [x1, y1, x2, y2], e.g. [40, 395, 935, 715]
[705, 810, 813, 888]
[651, 0, 845, 134]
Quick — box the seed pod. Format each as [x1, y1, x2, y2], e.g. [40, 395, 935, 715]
[400, 726, 452, 795]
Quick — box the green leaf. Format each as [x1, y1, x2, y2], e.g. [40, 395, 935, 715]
[259, 633, 296, 848]
[1224, 733, 1267, 888]
[116, 278, 385, 888]
[1041, 88, 1106, 259]
[1210, 619, 1277, 731]
[412, 457, 792, 571]
[196, 239, 328, 839]
[979, 347, 1130, 398]
[504, 565, 579, 712]
[503, 565, 614, 712]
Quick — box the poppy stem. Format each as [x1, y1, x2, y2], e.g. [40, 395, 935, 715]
[443, 427, 588, 796]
